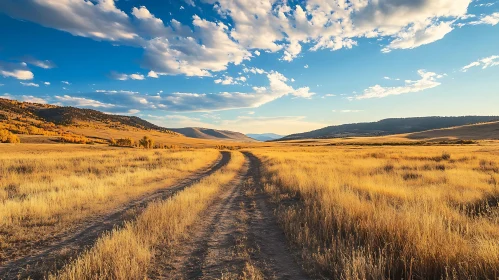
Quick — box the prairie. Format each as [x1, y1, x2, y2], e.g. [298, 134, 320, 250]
[49, 151, 246, 279]
[0, 144, 219, 262]
[253, 145, 499, 279]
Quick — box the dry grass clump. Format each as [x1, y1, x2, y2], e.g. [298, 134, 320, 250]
[253, 145, 499, 279]
[49, 151, 246, 280]
[0, 147, 219, 260]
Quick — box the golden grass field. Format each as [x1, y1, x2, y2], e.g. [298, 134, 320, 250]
[1, 140, 499, 279]
[50, 151, 245, 279]
[0, 144, 219, 261]
[253, 145, 499, 279]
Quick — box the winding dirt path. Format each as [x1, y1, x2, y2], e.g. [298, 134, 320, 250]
[0, 151, 231, 280]
[151, 152, 309, 280]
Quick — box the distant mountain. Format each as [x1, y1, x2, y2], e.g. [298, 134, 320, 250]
[247, 133, 284, 141]
[170, 127, 257, 142]
[279, 116, 499, 140]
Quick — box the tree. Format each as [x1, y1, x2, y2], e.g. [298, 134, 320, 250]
[139, 136, 154, 149]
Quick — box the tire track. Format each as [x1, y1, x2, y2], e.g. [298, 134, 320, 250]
[152, 152, 309, 280]
[0, 151, 231, 280]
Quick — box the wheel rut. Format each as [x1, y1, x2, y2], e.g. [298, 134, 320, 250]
[151, 152, 309, 280]
[0, 151, 231, 280]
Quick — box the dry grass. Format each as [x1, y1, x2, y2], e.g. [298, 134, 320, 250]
[253, 145, 499, 279]
[49, 151, 246, 280]
[0, 144, 219, 260]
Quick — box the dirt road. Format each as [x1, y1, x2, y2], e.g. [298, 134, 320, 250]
[151, 152, 309, 280]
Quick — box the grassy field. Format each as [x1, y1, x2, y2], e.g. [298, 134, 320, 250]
[2, 141, 499, 279]
[253, 145, 499, 279]
[0, 144, 219, 262]
[49, 151, 245, 279]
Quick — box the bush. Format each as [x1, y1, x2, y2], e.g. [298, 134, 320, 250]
[139, 136, 154, 149]
[112, 138, 136, 147]
[0, 129, 20, 143]
[441, 152, 451, 160]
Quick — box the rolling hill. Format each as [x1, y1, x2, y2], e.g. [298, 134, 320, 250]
[279, 116, 499, 140]
[0, 98, 256, 143]
[406, 121, 499, 140]
[170, 127, 256, 142]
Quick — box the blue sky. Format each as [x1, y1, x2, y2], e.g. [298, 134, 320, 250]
[0, 0, 498, 134]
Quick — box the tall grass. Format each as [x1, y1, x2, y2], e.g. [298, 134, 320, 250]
[254, 146, 499, 279]
[0, 147, 219, 259]
[49, 151, 246, 280]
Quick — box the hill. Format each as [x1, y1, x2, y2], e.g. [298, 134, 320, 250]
[170, 127, 256, 142]
[247, 133, 284, 141]
[0, 98, 257, 144]
[279, 116, 499, 140]
[406, 121, 499, 140]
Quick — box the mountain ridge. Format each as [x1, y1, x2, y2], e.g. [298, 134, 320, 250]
[279, 116, 499, 140]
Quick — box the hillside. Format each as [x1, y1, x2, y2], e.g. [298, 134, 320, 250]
[280, 116, 499, 140]
[407, 121, 499, 140]
[170, 127, 256, 142]
[247, 133, 284, 141]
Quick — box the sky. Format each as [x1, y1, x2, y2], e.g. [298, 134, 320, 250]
[0, 0, 498, 135]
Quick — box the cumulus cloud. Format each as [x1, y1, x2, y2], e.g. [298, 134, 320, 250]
[44, 82, 51, 85]
[142, 15, 251, 76]
[0, 0, 139, 43]
[147, 71, 159, 78]
[355, 70, 443, 99]
[0, 0, 477, 77]
[461, 55, 499, 72]
[20, 82, 39, 87]
[61, 81, 71, 85]
[0, 62, 34, 80]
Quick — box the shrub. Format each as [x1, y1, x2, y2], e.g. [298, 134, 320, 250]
[139, 136, 154, 149]
[0, 129, 20, 143]
[441, 151, 451, 160]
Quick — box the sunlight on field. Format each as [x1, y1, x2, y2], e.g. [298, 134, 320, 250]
[50, 151, 246, 280]
[252, 145, 499, 279]
[0, 144, 219, 260]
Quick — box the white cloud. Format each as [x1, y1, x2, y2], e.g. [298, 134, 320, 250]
[1, 69, 34, 80]
[20, 82, 39, 87]
[128, 109, 140, 114]
[254, 50, 261, 56]
[461, 55, 499, 72]
[111, 72, 146, 80]
[0, 0, 139, 43]
[44, 82, 51, 85]
[304, 64, 309, 69]
[55, 95, 115, 108]
[147, 70, 159, 78]
[383, 21, 454, 52]
[468, 12, 499, 25]
[143, 15, 251, 76]
[61, 81, 71, 85]
[22, 95, 47, 103]
[23, 57, 56, 69]
[355, 70, 443, 99]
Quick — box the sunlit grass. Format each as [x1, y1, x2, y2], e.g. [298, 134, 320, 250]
[253, 145, 499, 279]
